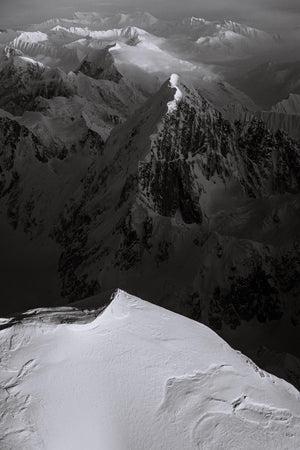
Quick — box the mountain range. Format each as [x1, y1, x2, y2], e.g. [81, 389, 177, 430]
[0, 9, 299, 394]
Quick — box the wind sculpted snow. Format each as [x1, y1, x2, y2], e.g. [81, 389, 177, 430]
[0, 290, 299, 449]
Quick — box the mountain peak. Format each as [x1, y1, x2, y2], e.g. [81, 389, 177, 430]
[183, 16, 211, 26]
[1, 289, 300, 449]
[166, 74, 209, 113]
[169, 73, 181, 87]
[272, 93, 300, 115]
[76, 45, 122, 82]
[167, 73, 184, 111]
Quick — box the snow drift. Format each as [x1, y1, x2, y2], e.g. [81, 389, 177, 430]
[0, 290, 299, 449]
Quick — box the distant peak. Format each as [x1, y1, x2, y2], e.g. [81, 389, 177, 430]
[271, 93, 300, 115]
[183, 16, 211, 26]
[14, 31, 48, 44]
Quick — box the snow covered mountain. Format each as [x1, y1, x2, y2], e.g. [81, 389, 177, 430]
[0, 45, 144, 237]
[0, 11, 283, 103]
[0, 10, 294, 108]
[28, 11, 159, 34]
[193, 19, 277, 58]
[1, 290, 299, 449]
[0, 33, 145, 313]
[272, 93, 300, 115]
[54, 74, 300, 290]
[0, 10, 299, 390]
[49, 75, 300, 390]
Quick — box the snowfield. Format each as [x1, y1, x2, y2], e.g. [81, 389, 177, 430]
[0, 290, 299, 449]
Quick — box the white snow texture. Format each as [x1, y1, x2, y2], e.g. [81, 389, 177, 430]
[0, 290, 299, 449]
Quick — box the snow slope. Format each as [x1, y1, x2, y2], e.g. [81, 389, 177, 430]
[0, 290, 299, 450]
[194, 20, 275, 57]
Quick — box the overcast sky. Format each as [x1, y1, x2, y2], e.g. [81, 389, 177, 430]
[0, 0, 300, 32]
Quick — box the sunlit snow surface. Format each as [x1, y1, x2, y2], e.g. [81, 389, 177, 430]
[0, 290, 299, 449]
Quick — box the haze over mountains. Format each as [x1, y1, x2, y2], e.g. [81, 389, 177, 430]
[0, 7, 299, 429]
[1, 0, 300, 32]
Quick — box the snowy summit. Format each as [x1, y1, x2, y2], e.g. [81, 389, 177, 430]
[0, 290, 299, 449]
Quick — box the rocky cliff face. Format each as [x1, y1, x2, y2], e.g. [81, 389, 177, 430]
[53, 76, 300, 350]
[0, 111, 104, 237]
[0, 53, 74, 116]
[76, 46, 122, 82]
[0, 44, 144, 238]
